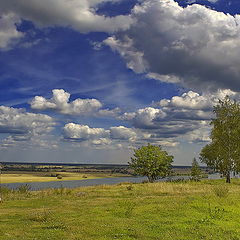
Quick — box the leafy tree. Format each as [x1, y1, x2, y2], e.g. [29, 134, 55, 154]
[129, 144, 173, 182]
[200, 97, 240, 183]
[191, 158, 202, 181]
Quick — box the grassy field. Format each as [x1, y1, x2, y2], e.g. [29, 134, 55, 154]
[1, 179, 240, 239]
[0, 171, 128, 183]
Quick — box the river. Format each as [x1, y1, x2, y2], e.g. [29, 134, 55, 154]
[1, 175, 210, 191]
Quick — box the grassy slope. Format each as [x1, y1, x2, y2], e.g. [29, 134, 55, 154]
[0, 172, 127, 183]
[1, 179, 240, 239]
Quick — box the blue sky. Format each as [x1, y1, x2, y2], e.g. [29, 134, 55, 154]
[0, 0, 240, 165]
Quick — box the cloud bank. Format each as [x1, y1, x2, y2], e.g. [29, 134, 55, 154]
[3, 87, 235, 151]
[0, 105, 55, 135]
[105, 0, 240, 91]
[0, 0, 133, 34]
[0, 105, 56, 149]
[0, 13, 23, 50]
[0, 0, 134, 50]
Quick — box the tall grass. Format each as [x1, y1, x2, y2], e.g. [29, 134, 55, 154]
[1, 179, 240, 240]
[212, 185, 229, 198]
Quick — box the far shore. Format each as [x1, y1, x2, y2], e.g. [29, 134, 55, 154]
[0, 171, 130, 184]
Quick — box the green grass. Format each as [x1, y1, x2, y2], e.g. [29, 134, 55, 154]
[1, 179, 240, 239]
[1, 171, 128, 183]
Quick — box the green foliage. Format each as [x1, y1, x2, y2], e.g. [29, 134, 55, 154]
[191, 158, 202, 181]
[129, 144, 173, 182]
[56, 174, 62, 179]
[200, 96, 240, 183]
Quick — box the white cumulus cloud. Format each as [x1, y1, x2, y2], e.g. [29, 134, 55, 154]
[0, 105, 56, 149]
[105, 0, 240, 91]
[110, 126, 137, 141]
[0, 105, 55, 135]
[158, 89, 238, 110]
[119, 107, 166, 129]
[117, 89, 239, 142]
[31, 89, 103, 115]
[63, 123, 109, 141]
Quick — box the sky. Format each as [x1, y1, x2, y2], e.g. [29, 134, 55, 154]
[0, 0, 240, 165]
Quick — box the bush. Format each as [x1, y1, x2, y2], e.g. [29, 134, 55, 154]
[57, 174, 62, 179]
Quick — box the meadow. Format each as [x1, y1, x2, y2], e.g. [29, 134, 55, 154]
[0, 179, 240, 239]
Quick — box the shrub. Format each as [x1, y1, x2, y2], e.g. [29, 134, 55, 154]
[191, 158, 202, 181]
[57, 174, 62, 179]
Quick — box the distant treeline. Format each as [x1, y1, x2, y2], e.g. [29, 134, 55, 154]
[0, 162, 213, 175]
[0, 162, 131, 174]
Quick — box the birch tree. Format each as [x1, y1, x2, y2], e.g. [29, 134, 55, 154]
[200, 97, 240, 183]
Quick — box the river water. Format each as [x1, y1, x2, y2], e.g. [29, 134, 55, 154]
[1, 175, 208, 191]
[2, 176, 146, 190]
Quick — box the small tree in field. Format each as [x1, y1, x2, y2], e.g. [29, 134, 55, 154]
[191, 158, 202, 181]
[129, 144, 173, 182]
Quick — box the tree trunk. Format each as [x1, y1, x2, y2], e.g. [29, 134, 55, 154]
[148, 176, 154, 183]
[226, 172, 231, 183]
